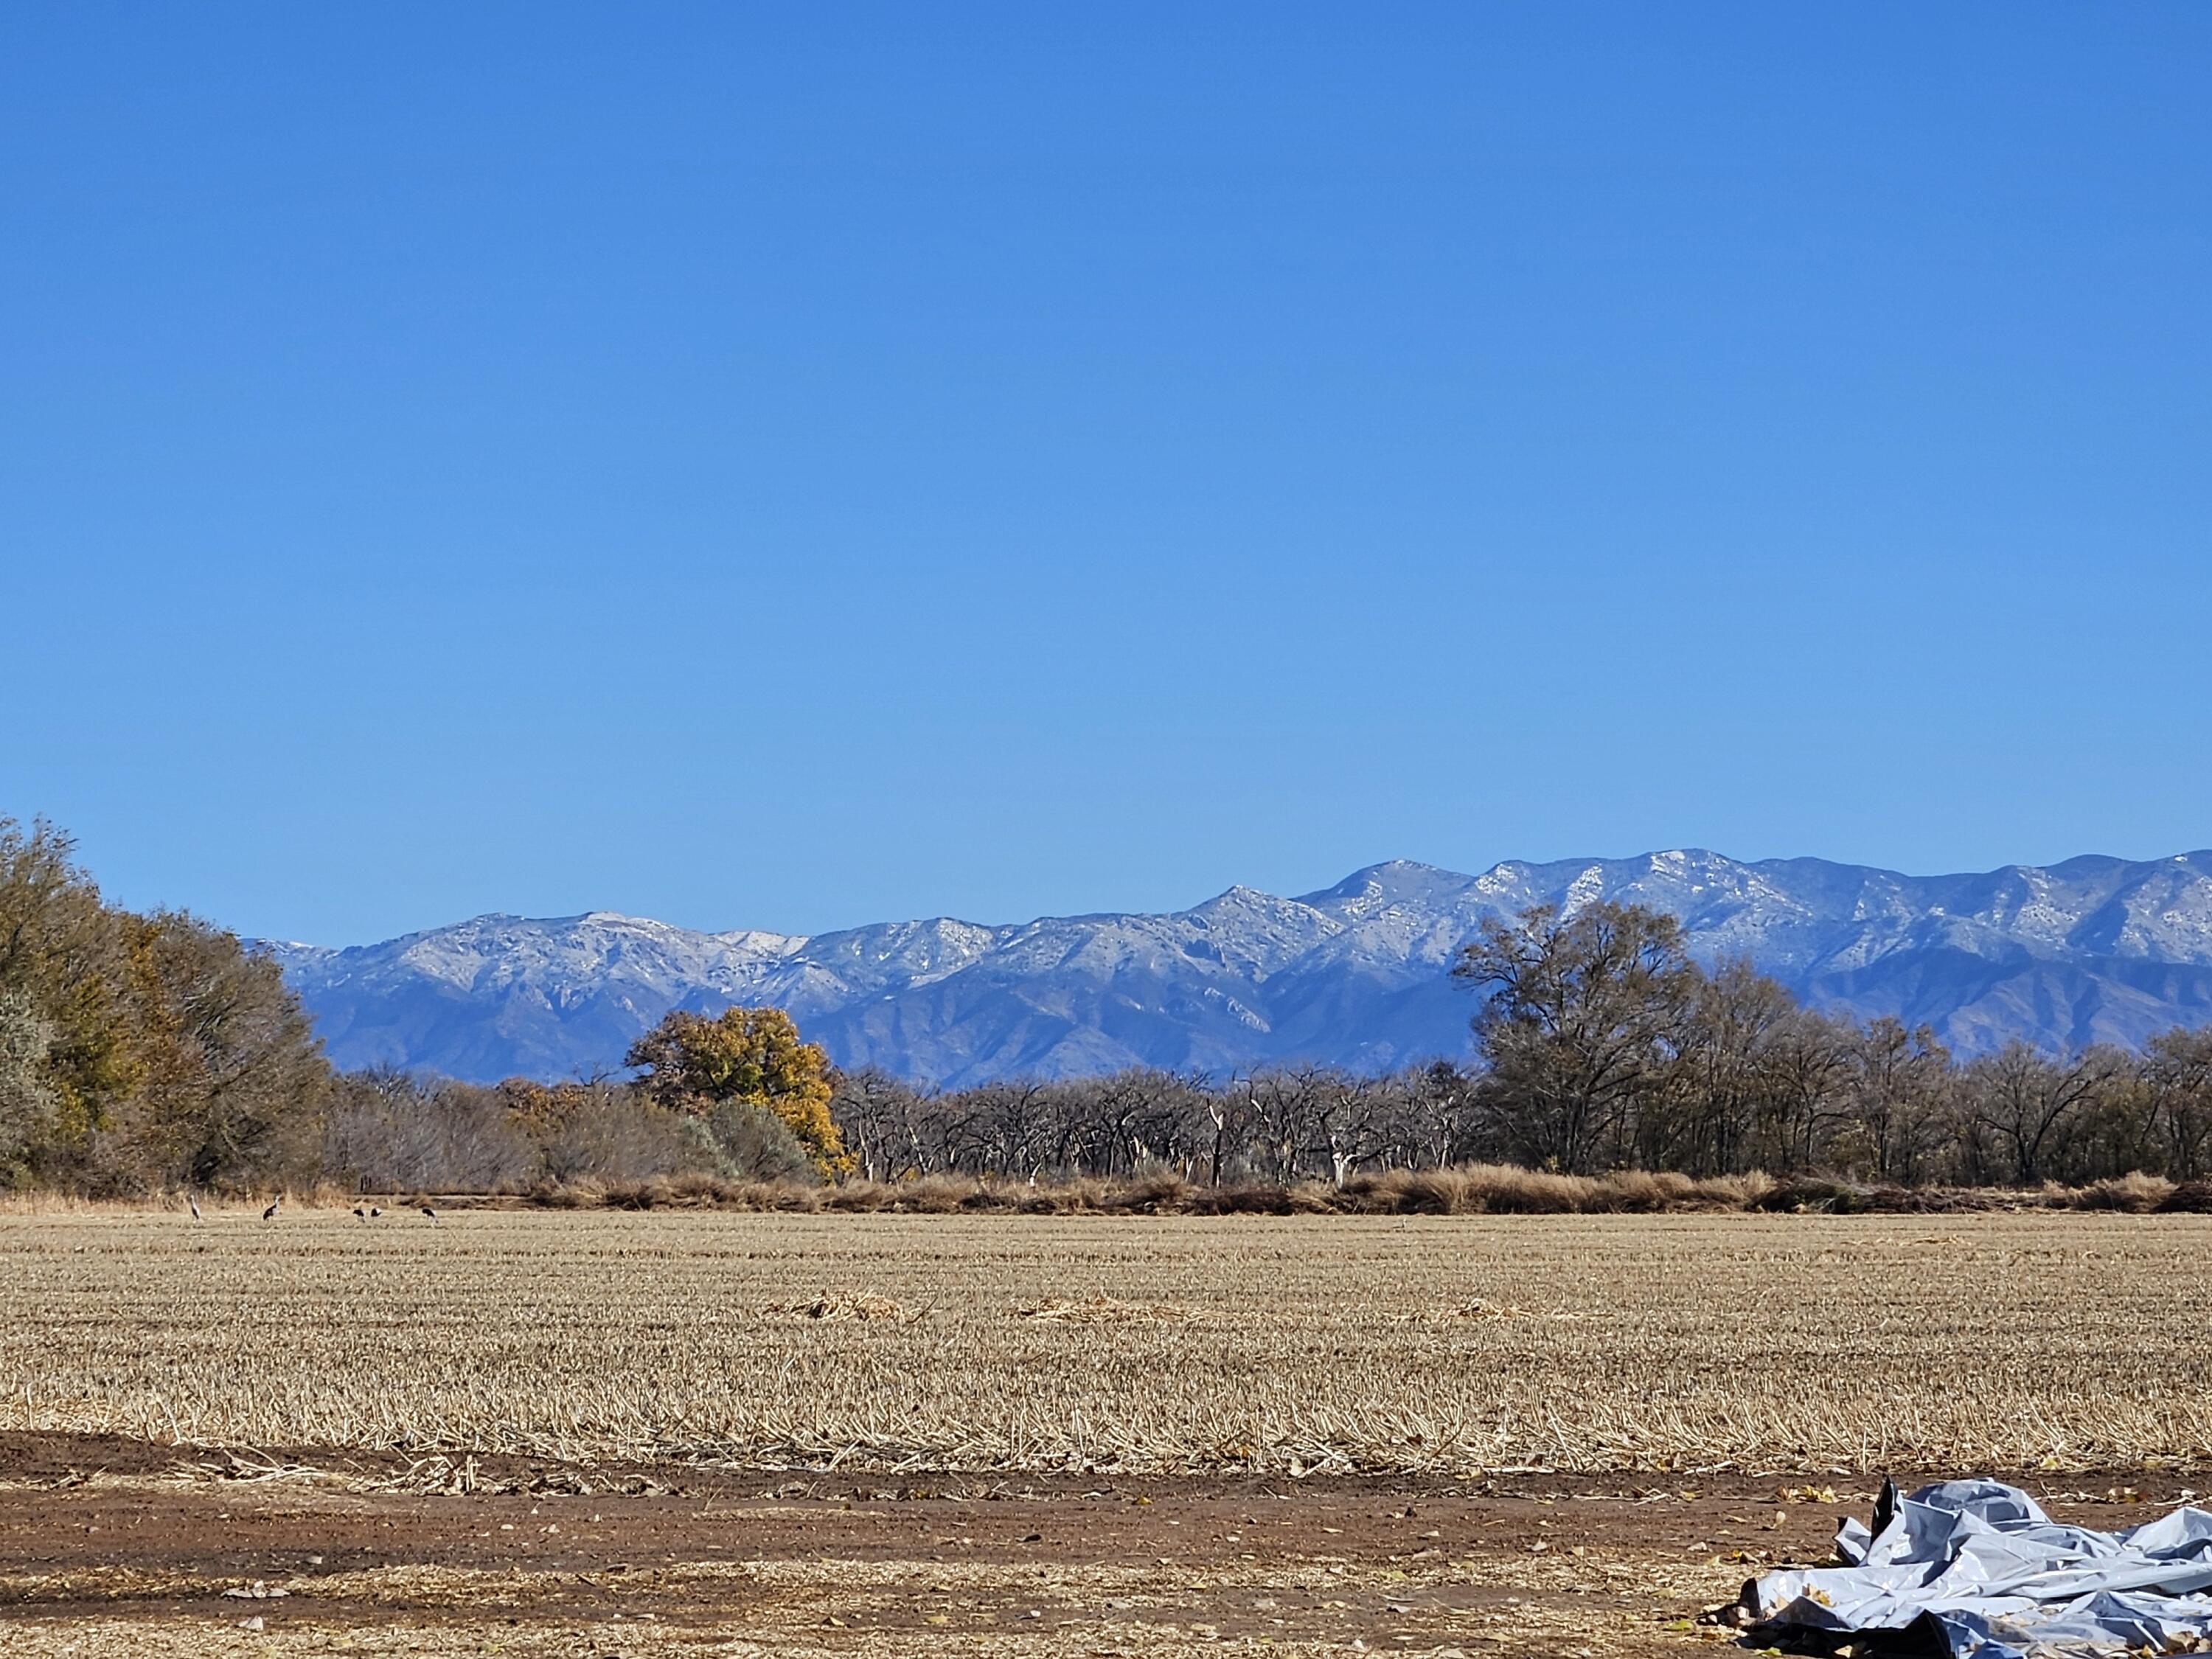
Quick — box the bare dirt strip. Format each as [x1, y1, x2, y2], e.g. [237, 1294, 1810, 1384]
[1, 1435, 2198, 1657]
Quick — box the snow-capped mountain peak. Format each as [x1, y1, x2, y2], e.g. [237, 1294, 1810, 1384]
[261, 849, 2212, 1085]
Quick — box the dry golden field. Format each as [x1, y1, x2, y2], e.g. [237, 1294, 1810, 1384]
[5, 1208, 2211, 1656]
[3, 1206, 2208, 1475]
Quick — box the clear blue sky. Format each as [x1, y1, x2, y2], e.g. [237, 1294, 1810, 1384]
[4, 4, 2208, 945]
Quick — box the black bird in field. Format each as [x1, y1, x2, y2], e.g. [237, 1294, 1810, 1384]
[352, 1205, 366, 1220]
[420, 1204, 439, 1222]
[262, 1200, 279, 1221]
[187, 1194, 202, 1221]
[369, 1206, 383, 1219]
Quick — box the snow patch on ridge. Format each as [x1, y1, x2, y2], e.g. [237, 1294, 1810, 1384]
[260, 850, 2212, 1085]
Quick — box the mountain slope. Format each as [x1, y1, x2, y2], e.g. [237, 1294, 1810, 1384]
[258, 849, 2212, 1085]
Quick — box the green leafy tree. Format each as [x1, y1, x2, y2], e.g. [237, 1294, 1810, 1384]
[0, 819, 141, 1171]
[0, 991, 57, 1184]
[0, 818, 332, 1192]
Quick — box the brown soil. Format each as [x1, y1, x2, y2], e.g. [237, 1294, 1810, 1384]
[1, 1433, 2198, 1657]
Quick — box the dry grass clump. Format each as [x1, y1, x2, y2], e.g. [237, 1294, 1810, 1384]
[1428, 1298, 1557, 1322]
[1, 1208, 2208, 1478]
[762, 1290, 910, 1323]
[1339, 1164, 1779, 1214]
[813, 1173, 1199, 1216]
[512, 1164, 2212, 1217]
[2073, 1172, 2180, 1213]
[1015, 1294, 1198, 1324]
[2161, 1179, 2212, 1214]
[512, 1164, 1795, 1217]
[595, 1172, 827, 1211]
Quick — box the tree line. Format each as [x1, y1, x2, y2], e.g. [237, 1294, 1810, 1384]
[827, 1032, 2211, 1192]
[830, 901, 2212, 1189]
[4, 817, 2208, 1195]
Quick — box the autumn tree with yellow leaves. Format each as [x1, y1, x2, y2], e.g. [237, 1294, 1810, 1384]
[625, 1006, 853, 1179]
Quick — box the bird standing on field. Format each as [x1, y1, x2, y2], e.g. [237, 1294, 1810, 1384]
[262, 1200, 279, 1221]
[188, 1195, 201, 1221]
[352, 1205, 366, 1220]
[369, 1206, 383, 1219]
[420, 1204, 439, 1222]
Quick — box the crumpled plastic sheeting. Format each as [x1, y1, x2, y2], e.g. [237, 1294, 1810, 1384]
[1747, 1480, 2212, 1656]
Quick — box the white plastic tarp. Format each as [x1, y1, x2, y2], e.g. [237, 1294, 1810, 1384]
[1747, 1479, 2212, 1656]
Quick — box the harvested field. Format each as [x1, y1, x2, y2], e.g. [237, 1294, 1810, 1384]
[32, 1442, 2183, 1659]
[2, 1208, 2209, 1475]
[5, 1208, 2211, 1654]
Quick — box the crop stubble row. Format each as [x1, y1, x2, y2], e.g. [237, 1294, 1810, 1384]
[2, 1210, 2205, 1473]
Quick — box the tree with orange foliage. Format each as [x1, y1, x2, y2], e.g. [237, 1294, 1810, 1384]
[625, 1006, 852, 1179]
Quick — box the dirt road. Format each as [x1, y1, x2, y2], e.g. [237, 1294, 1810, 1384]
[3, 1433, 2195, 1656]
